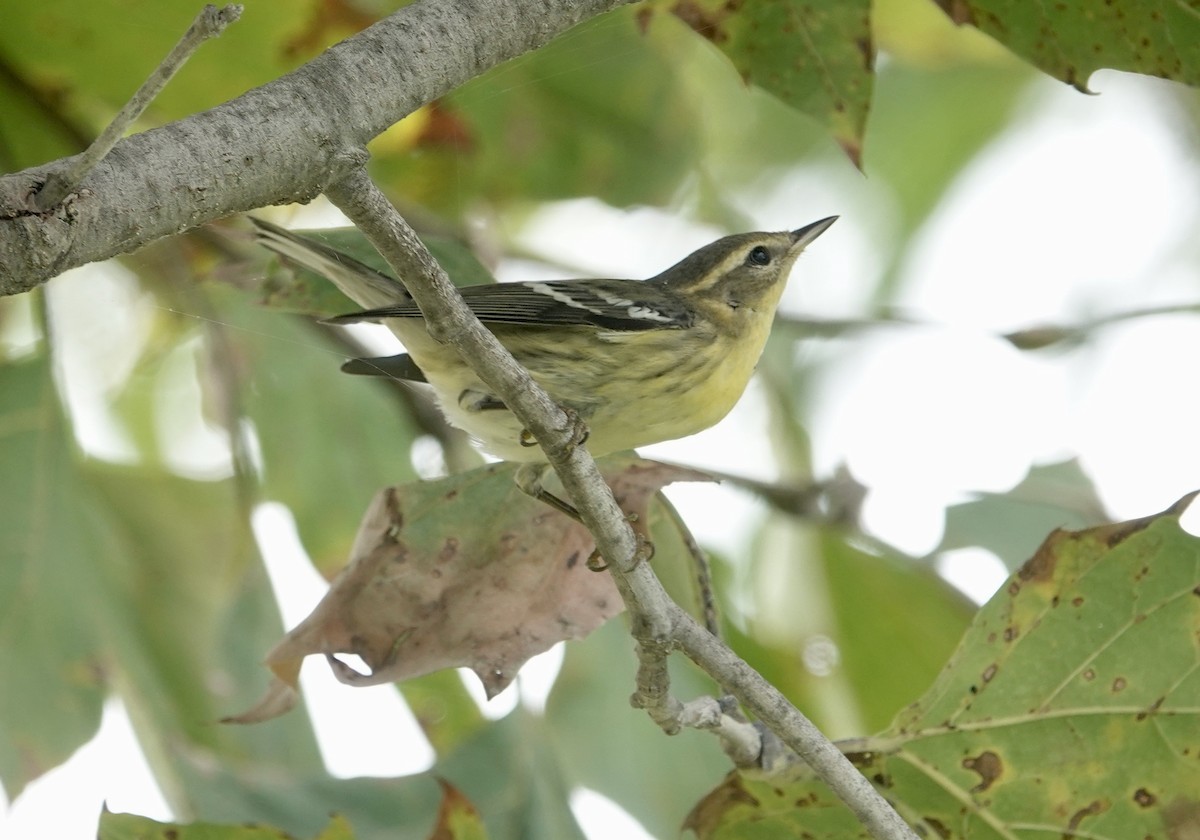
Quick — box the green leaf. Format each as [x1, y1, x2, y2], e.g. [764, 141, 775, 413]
[438, 709, 586, 840]
[176, 770, 439, 840]
[820, 534, 976, 732]
[374, 8, 701, 213]
[81, 462, 325, 815]
[99, 810, 291, 839]
[864, 60, 1033, 235]
[735, 518, 975, 738]
[664, 0, 874, 163]
[98, 808, 355, 840]
[0, 354, 106, 797]
[164, 709, 584, 840]
[938, 0, 1200, 89]
[690, 496, 1200, 838]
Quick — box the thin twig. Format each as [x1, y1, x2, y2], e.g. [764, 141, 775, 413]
[33, 4, 243, 210]
[679, 697, 763, 767]
[1002, 301, 1200, 349]
[320, 166, 919, 840]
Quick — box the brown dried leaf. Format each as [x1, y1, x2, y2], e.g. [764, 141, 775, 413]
[227, 457, 709, 723]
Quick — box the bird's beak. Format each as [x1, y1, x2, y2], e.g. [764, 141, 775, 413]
[791, 216, 838, 250]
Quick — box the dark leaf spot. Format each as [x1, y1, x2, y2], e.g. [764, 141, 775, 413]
[962, 750, 1003, 793]
[1133, 788, 1156, 807]
[925, 817, 950, 839]
[1066, 800, 1107, 834]
[1136, 697, 1164, 721]
[670, 0, 732, 44]
[1018, 536, 1060, 583]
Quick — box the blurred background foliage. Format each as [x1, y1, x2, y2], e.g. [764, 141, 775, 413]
[1, 0, 1198, 838]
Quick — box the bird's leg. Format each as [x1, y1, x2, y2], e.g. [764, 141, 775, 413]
[585, 530, 654, 572]
[513, 460, 651, 573]
[515, 407, 591, 518]
[519, 406, 590, 451]
[514, 462, 583, 520]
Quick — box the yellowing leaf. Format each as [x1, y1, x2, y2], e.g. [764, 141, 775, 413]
[428, 779, 488, 840]
[689, 494, 1200, 839]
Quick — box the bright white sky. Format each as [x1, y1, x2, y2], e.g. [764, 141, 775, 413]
[3, 68, 1198, 839]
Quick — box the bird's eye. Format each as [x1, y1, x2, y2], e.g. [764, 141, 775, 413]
[747, 245, 771, 266]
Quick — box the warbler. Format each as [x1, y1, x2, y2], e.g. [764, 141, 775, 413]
[251, 216, 835, 463]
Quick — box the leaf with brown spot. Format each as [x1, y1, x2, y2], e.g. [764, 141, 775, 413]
[227, 457, 709, 723]
[657, 0, 873, 166]
[689, 495, 1200, 838]
[934, 0, 1199, 89]
[98, 807, 353, 839]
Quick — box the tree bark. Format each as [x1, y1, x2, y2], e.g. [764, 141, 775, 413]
[0, 0, 628, 295]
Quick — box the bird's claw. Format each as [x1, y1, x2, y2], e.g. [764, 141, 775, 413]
[518, 406, 589, 452]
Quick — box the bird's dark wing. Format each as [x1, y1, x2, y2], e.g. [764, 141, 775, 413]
[325, 279, 694, 332]
[340, 354, 428, 381]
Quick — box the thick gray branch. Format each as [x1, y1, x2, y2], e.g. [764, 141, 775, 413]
[0, 0, 627, 295]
